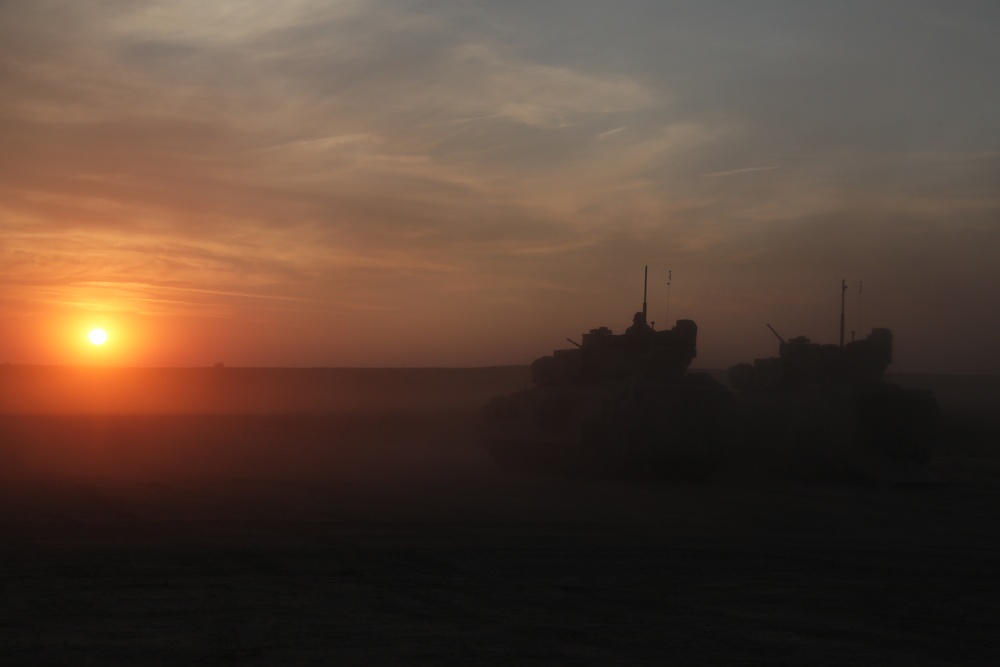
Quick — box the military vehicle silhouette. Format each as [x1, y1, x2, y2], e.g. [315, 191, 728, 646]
[481, 275, 940, 482]
[479, 268, 732, 477]
[726, 281, 941, 479]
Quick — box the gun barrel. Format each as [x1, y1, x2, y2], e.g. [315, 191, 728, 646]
[766, 323, 786, 344]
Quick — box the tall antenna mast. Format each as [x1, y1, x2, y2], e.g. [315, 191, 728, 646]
[664, 270, 672, 325]
[839, 278, 847, 348]
[642, 265, 648, 321]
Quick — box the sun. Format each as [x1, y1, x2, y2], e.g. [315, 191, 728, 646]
[88, 328, 108, 345]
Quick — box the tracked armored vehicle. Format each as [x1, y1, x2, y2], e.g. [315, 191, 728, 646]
[726, 285, 941, 479]
[480, 270, 732, 477]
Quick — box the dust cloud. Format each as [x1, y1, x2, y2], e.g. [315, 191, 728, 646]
[0, 366, 998, 664]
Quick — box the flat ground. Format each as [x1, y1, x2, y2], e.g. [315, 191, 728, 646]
[0, 368, 998, 665]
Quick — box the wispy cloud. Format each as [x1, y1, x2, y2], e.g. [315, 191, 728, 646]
[597, 126, 627, 140]
[700, 166, 781, 178]
[1, 0, 999, 369]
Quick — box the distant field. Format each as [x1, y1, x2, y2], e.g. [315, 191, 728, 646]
[0, 365, 532, 415]
[1, 365, 995, 473]
[0, 366, 998, 664]
[3, 364, 997, 417]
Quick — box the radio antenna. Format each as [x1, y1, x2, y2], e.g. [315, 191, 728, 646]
[664, 270, 672, 325]
[642, 265, 648, 321]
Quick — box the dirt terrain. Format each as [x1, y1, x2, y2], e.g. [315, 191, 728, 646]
[0, 367, 998, 665]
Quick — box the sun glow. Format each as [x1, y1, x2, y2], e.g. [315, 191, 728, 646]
[89, 328, 108, 345]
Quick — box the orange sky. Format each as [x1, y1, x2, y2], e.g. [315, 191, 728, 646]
[2, 2, 998, 372]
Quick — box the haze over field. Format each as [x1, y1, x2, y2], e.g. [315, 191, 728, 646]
[2, 1, 998, 371]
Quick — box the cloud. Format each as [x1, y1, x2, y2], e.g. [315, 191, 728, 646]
[596, 126, 627, 140]
[701, 166, 780, 178]
[1, 0, 999, 368]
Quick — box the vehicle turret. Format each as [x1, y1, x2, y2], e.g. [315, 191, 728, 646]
[480, 268, 732, 477]
[726, 282, 940, 473]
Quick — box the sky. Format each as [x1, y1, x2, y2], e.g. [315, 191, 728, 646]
[1, 0, 998, 371]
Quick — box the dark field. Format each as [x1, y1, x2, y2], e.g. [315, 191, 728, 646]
[1, 367, 999, 665]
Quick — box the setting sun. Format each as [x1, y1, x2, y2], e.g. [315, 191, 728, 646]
[89, 328, 108, 345]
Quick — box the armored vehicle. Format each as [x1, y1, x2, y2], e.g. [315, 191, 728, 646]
[726, 284, 940, 478]
[480, 269, 732, 477]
